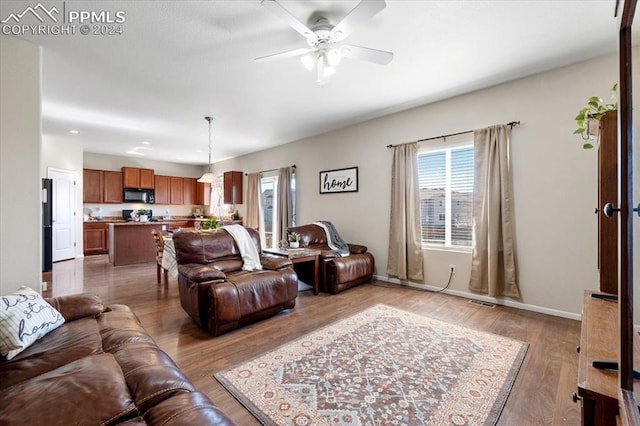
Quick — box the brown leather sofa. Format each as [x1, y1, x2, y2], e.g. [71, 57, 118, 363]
[287, 224, 375, 294]
[173, 228, 298, 336]
[0, 293, 234, 425]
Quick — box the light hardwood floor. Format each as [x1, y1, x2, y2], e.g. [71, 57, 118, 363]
[44, 255, 581, 425]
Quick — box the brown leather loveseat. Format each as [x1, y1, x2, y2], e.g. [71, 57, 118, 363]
[173, 228, 298, 336]
[0, 293, 234, 425]
[287, 224, 375, 294]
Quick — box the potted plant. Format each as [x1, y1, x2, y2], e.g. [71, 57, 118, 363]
[288, 231, 301, 248]
[136, 209, 151, 222]
[201, 217, 220, 230]
[574, 84, 618, 149]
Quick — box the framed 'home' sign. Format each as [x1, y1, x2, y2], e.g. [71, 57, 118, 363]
[319, 167, 358, 194]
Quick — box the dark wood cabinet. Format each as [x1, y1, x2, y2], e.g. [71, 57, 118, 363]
[183, 178, 196, 205]
[597, 110, 617, 295]
[122, 167, 154, 189]
[83, 169, 122, 204]
[170, 177, 184, 205]
[83, 169, 103, 203]
[103, 171, 123, 203]
[83, 222, 108, 255]
[224, 171, 243, 204]
[196, 182, 210, 206]
[154, 175, 170, 204]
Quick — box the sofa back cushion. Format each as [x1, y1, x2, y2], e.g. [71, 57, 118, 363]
[288, 224, 327, 246]
[173, 228, 262, 267]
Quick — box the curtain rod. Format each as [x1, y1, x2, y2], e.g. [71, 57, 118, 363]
[385, 121, 521, 148]
[245, 164, 296, 176]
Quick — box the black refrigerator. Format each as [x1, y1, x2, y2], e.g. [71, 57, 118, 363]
[42, 178, 53, 272]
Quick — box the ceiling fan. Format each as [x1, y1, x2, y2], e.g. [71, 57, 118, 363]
[256, 0, 393, 84]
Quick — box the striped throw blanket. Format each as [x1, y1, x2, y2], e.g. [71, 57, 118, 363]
[313, 221, 350, 257]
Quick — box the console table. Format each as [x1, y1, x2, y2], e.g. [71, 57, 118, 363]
[264, 248, 321, 295]
[577, 291, 640, 425]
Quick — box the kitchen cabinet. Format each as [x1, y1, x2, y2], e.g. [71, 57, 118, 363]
[83, 169, 123, 204]
[223, 171, 243, 204]
[183, 178, 196, 205]
[122, 167, 154, 189]
[154, 175, 170, 204]
[83, 169, 103, 203]
[196, 182, 210, 206]
[84, 222, 108, 255]
[170, 177, 184, 205]
[103, 171, 123, 203]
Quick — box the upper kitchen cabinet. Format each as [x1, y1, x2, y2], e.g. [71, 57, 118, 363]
[122, 167, 154, 189]
[83, 169, 103, 203]
[196, 182, 210, 206]
[170, 177, 184, 205]
[223, 171, 243, 204]
[154, 175, 170, 204]
[103, 171, 123, 203]
[183, 178, 196, 205]
[83, 169, 123, 204]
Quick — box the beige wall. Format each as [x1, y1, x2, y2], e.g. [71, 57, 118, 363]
[215, 53, 619, 318]
[0, 35, 42, 294]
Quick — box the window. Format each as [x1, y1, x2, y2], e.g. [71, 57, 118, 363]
[418, 143, 474, 248]
[260, 171, 296, 249]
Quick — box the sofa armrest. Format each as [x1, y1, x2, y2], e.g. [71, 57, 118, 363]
[260, 254, 293, 270]
[46, 293, 104, 321]
[178, 264, 226, 284]
[348, 244, 368, 254]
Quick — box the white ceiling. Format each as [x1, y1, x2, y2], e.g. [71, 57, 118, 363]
[1, 0, 619, 165]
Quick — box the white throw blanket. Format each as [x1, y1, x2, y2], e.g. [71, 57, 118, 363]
[222, 225, 262, 271]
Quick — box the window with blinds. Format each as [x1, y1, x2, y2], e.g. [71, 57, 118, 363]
[417, 144, 474, 248]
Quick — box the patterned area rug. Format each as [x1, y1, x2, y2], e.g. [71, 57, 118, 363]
[215, 304, 528, 426]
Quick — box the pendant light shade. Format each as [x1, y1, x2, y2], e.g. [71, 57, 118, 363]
[198, 116, 215, 183]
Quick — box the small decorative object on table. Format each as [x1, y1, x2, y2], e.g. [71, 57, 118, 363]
[137, 209, 150, 222]
[288, 231, 301, 248]
[231, 210, 240, 220]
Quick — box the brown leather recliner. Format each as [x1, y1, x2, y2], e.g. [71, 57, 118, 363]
[173, 228, 298, 336]
[287, 224, 375, 294]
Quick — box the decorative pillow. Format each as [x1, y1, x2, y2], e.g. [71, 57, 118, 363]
[0, 286, 65, 360]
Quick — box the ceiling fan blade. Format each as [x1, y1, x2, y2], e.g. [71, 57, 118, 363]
[261, 0, 318, 43]
[255, 47, 315, 63]
[340, 44, 393, 65]
[330, 0, 386, 41]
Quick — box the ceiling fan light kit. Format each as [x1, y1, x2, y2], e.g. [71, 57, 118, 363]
[257, 0, 393, 85]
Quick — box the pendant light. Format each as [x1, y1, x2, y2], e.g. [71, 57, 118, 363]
[198, 116, 215, 183]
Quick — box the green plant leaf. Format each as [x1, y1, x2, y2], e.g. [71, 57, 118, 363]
[574, 128, 586, 134]
[583, 142, 594, 149]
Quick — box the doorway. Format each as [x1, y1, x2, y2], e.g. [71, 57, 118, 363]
[48, 168, 76, 262]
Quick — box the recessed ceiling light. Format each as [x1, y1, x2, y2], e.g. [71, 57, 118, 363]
[69, 130, 80, 134]
[141, 141, 150, 145]
[196, 150, 203, 153]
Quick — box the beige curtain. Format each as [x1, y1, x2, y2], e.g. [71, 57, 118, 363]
[277, 167, 292, 245]
[469, 125, 520, 298]
[245, 173, 262, 229]
[387, 142, 424, 282]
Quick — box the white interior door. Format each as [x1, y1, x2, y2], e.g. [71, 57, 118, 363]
[49, 168, 76, 262]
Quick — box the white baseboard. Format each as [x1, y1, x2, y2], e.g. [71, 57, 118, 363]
[373, 274, 582, 322]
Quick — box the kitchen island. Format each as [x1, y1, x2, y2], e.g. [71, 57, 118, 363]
[108, 222, 164, 266]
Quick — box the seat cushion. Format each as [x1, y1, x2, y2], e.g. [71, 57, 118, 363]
[0, 353, 137, 425]
[0, 317, 102, 390]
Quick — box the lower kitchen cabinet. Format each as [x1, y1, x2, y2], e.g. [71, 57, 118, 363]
[84, 223, 109, 255]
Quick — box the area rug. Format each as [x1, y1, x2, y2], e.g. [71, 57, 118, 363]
[215, 304, 528, 426]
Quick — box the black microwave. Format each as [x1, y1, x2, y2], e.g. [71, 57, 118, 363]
[123, 188, 155, 204]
